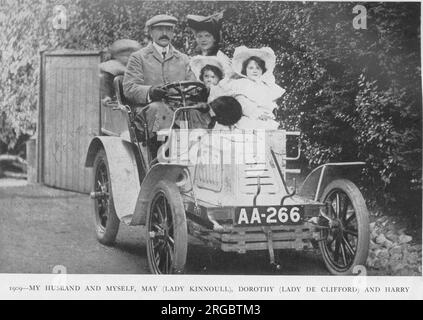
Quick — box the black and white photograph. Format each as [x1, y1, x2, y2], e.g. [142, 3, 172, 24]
[0, 0, 422, 299]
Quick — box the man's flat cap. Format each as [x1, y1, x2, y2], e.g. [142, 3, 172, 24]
[145, 14, 178, 29]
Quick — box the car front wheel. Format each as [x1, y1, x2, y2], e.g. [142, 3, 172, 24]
[92, 148, 120, 245]
[146, 181, 187, 274]
[318, 179, 370, 275]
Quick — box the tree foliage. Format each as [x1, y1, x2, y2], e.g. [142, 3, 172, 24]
[0, 0, 81, 154]
[0, 0, 421, 214]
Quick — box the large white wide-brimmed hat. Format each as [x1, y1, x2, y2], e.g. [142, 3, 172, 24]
[190, 55, 225, 80]
[232, 46, 276, 76]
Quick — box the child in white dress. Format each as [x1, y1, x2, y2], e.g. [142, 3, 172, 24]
[190, 56, 232, 128]
[228, 46, 285, 130]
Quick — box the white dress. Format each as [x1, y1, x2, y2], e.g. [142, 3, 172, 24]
[228, 76, 285, 130]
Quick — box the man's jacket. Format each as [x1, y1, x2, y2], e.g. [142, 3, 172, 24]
[123, 43, 196, 104]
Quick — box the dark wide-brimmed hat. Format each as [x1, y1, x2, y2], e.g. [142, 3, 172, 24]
[109, 39, 142, 57]
[187, 12, 224, 42]
[145, 14, 178, 30]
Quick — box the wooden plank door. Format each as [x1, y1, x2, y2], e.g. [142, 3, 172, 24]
[42, 53, 100, 193]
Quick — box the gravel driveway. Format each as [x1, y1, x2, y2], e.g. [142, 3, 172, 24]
[0, 183, 328, 275]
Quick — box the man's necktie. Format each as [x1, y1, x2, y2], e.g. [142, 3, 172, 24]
[162, 51, 166, 60]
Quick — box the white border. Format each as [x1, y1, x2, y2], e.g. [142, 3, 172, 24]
[1, 274, 422, 300]
[0, 0, 421, 300]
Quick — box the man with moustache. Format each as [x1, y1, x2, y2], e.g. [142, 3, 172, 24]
[123, 14, 203, 157]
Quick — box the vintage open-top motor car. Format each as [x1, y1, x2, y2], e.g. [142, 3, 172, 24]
[85, 78, 370, 275]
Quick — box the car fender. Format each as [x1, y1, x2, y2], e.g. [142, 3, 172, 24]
[85, 136, 140, 225]
[130, 163, 186, 226]
[298, 162, 366, 201]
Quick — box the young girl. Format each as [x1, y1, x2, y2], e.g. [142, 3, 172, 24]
[228, 46, 285, 130]
[199, 64, 223, 88]
[190, 55, 229, 105]
[190, 55, 224, 87]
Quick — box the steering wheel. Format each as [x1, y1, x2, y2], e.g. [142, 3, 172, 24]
[160, 81, 207, 104]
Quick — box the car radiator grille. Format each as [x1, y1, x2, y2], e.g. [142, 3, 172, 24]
[240, 161, 278, 195]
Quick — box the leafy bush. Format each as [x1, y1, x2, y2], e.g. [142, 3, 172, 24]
[0, 0, 420, 215]
[0, 0, 82, 151]
[346, 75, 421, 211]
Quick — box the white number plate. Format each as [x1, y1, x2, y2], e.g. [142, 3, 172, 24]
[235, 206, 304, 226]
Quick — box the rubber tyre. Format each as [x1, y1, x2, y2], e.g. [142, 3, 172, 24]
[318, 179, 370, 275]
[92, 149, 120, 245]
[146, 180, 188, 274]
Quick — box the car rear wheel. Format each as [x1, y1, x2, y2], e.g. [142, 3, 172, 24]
[92, 149, 120, 245]
[146, 181, 187, 274]
[318, 179, 370, 275]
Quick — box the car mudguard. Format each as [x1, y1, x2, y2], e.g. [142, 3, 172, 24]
[85, 136, 140, 225]
[130, 163, 186, 226]
[298, 162, 366, 201]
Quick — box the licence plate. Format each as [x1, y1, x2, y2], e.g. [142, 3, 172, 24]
[235, 206, 304, 226]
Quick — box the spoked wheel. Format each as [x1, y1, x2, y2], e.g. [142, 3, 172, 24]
[318, 179, 369, 275]
[146, 181, 187, 274]
[92, 149, 119, 245]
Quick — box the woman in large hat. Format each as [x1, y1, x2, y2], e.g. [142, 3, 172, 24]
[187, 12, 231, 78]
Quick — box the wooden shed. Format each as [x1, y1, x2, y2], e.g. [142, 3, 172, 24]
[37, 50, 101, 193]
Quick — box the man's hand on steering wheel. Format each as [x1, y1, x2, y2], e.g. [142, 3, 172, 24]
[149, 85, 168, 101]
[160, 81, 207, 103]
